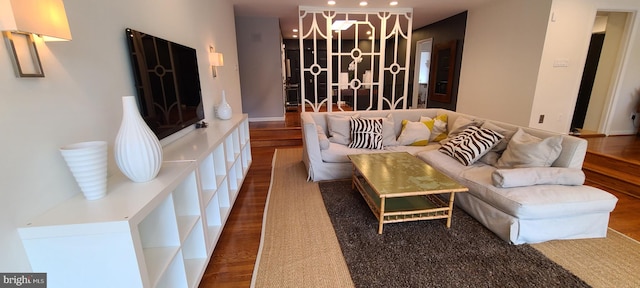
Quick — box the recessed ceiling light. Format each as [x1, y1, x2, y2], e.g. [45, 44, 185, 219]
[366, 30, 371, 35]
[328, 1, 336, 5]
[293, 35, 298, 38]
[359, 1, 368, 6]
[390, 1, 398, 6]
[293, 28, 298, 32]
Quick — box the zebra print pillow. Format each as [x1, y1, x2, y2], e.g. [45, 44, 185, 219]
[349, 118, 384, 150]
[439, 126, 481, 157]
[439, 126, 503, 166]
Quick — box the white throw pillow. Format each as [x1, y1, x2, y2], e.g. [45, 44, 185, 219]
[397, 120, 431, 146]
[420, 114, 448, 142]
[492, 167, 585, 188]
[327, 114, 359, 145]
[496, 128, 562, 168]
[446, 116, 484, 139]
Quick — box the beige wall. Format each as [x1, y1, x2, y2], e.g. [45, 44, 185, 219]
[0, 0, 241, 271]
[457, 0, 552, 126]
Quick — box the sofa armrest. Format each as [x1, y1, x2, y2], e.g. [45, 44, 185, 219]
[301, 113, 324, 179]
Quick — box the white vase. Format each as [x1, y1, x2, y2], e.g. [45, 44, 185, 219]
[217, 90, 232, 120]
[60, 141, 108, 200]
[115, 96, 163, 182]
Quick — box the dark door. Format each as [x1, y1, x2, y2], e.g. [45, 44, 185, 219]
[571, 33, 606, 130]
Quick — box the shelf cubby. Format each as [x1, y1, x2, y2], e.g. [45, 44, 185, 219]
[182, 218, 207, 288]
[155, 250, 188, 288]
[198, 154, 217, 191]
[18, 115, 250, 288]
[217, 178, 231, 223]
[213, 144, 227, 186]
[224, 134, 235, 167]
[205, 193, 222, 251]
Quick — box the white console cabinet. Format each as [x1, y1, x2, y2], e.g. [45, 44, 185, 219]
[18, 114, 251, 288]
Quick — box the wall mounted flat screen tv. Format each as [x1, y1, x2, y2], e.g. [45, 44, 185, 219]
[125, 28, 204, 140]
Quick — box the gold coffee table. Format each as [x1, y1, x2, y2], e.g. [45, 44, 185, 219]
[348, 152, 468, 234]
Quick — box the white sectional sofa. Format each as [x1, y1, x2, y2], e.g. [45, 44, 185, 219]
[301, 108, 618, 244]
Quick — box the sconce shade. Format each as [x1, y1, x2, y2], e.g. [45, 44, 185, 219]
[0, 0, 72, 41]
[209, 52, 224, 67]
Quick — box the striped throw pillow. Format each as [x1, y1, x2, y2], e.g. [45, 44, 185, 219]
[349, 118, 383, 149]
[439, 126, 480, 157]
[439, 126, 503, 166]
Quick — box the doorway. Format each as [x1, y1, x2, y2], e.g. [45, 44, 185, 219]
[571, 11, 631, 134]
[412, 38, 432, 109]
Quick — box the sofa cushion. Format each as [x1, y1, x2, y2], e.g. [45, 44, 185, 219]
[492, 167, 585, 188]
[385, 144, 440, 155]
[417, 150, 617, 219]
[349, 118, 383, 149]
[397, 120, 432, 146]
[321, 142, 388, 163]
[460, 166, 617, 219]
[496, 128, 562, 168]
[327, 114, 359, 145]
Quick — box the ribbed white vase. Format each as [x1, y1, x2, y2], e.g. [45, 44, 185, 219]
[60, 141, 108, 200]
[217, 90, 232, 120]
[115, 96, 163, 182]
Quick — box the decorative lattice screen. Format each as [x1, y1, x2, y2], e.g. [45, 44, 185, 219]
[298, 7, 413, 112]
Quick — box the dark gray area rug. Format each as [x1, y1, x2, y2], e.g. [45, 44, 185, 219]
[319, 180, 590, 288]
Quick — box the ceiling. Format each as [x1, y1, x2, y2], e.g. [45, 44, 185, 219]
[230, 0, 498, 39]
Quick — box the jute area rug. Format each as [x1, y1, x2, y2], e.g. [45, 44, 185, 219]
[252, 147, 640, 287]
[250, 148, 354, 287]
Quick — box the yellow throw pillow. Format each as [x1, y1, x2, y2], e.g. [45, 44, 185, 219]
[397, 119, 431, 146]
[420, 114, 448, 142]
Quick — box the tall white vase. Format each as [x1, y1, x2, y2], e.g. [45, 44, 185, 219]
[115, 96, 163, 182]
[60, 141, 108, 200]
[217, 90, 232, 120]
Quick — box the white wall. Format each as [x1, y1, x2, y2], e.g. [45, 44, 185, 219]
[236, 16, 285, 121]
[457, 0, 552, 126]
[459, 0, 640, 135]
[530, 0, 640, 134]
[0, 0, 241, 271]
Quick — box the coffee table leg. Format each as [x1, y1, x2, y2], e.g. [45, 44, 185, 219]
[446, 192, 456, 228]
[378, 198, 385, 234]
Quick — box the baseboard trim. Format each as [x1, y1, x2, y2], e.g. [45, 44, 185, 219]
[249, 116, 285, 122]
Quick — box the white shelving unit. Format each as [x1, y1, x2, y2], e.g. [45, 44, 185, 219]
[18, 114, 251, 288]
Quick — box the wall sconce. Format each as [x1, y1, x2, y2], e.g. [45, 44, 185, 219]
[209, 46, 224, 78]
[1, 0, 72, 77]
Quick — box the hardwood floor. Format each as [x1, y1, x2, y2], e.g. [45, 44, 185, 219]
[199, 110, 640, 287]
